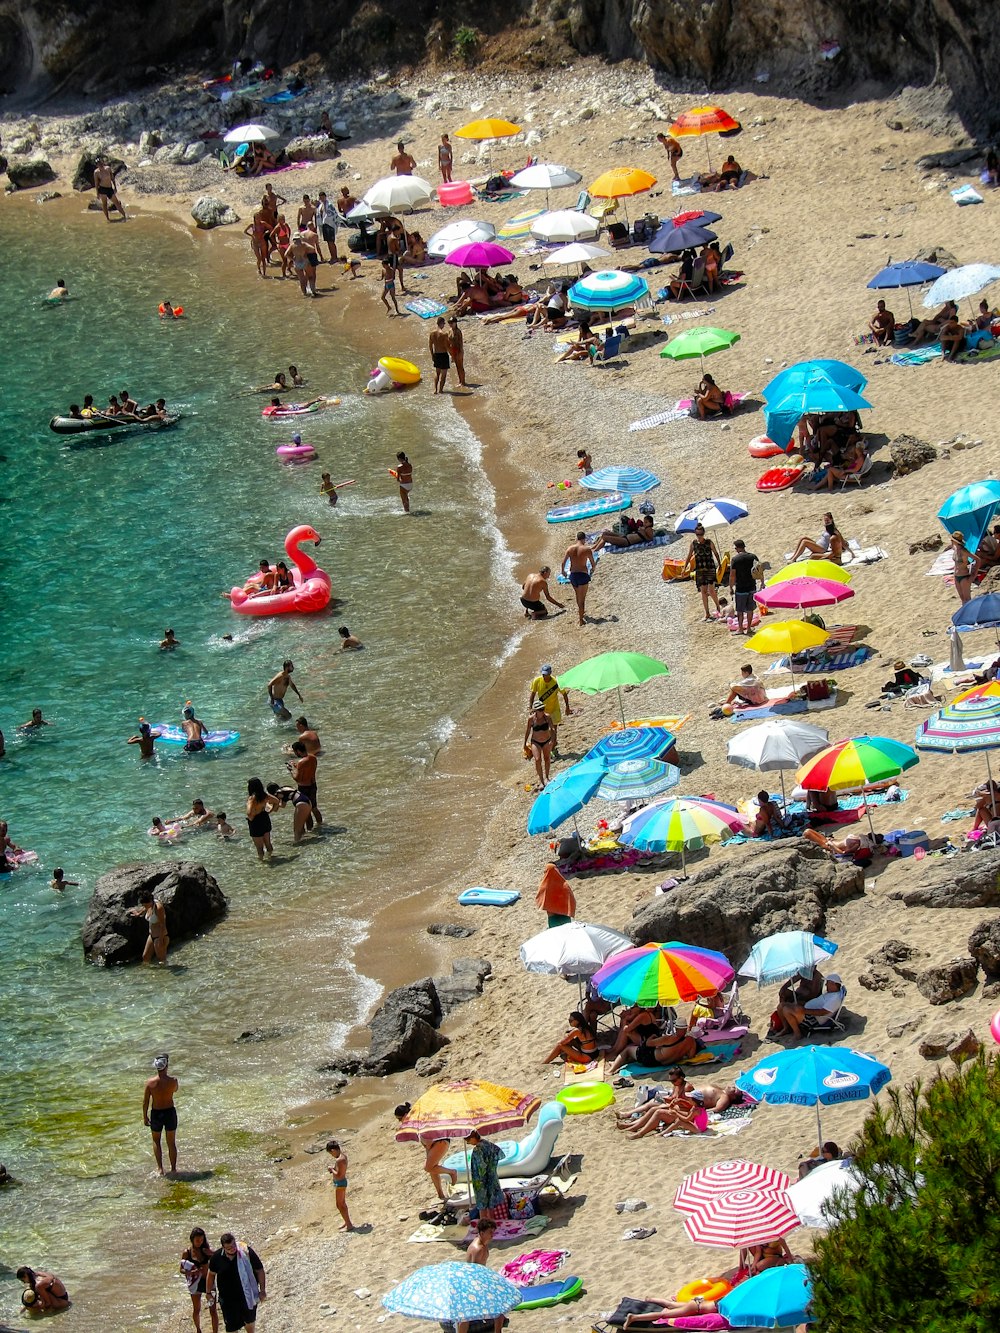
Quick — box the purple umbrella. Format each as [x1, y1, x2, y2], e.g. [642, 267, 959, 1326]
[445, 240, 516, 269]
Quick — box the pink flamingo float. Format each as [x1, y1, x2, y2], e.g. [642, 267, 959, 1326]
[230, 524, 332, 615]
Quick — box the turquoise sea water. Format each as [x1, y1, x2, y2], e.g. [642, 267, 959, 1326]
[0, 201, 514, 1324]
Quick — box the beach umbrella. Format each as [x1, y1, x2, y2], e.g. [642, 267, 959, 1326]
[511, 162, 583, 208]
[674, 1160, 792, 1214]
[519, 921, 632, 988]
[596, 758, 681, 802]
[923, 262, 1000, 316]
[497, 207, 546, 240]
[718, 1264, 815, 1327]
[588, 166, 656, 223]
[788, 1159, 864, 1229]
[363, 175, 434, 212]
[383, 1261, 522, 1324]
[454, 118, 521, 140]
[578, 466, 660, 495]
[618, 797, 743, 872]
[726, 718, 830, 802]
[762, 359, 866, 404]
[669, 106, 741, 170]
[542, 241, 612, 272]
[737, 931, 839, 987]
[427, 219, 496, 257]
[660, 326, 740, 373]
[736, 1045, 892, 1150]
[567, 269, 650, 311]
[444, 240, 515, 270]
[795, 736, 919, 834]
[525, 759, 607, 835]
[682, 1188, 800, 1248]
[867, 258, 946, 319]
[394, 1079, 539, 1143]
[754, 576, 855, 611]
[648, 220, 718, 253]
[766, 560, 851, 587]
[557, 651, 669, 725]
[746, 619, 829, 663]
[764, 375, 873, 451]
[346, 200, 390, 222]
[937, 480, 1000, 551]
[529, 210, 600, 243]
[223, 122, 280, 142]
[585, 725, 676, 765]
[592, 940, 735, 1007]
[952, 592, 1000, 633]
[675, 497, 748, 532]
[914, 694, 1000, 814]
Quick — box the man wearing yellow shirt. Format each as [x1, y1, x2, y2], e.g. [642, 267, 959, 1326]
[528, 664, 572, 755]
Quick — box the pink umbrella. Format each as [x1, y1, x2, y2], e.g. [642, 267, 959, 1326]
[673, 1160, 792, 1214]
[754, 576, 855, 611]
[682, 1188, 801, 1248]
[445, 240, 516, 269]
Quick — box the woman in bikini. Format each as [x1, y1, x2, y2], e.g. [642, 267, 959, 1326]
[623, 1292, 724, 1327]
[524, 701, 555, 788]
[180, 1227, 219, 1333]
[394, 1103, 458, 1201]
[952, 530, 974, 604]
[246, 777, 280, 861]
[544, 1011, 598, 1064]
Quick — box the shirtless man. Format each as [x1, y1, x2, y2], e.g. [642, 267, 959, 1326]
[48, 279, 69, 302]
[869, 299, 895, 345]
[520, 567, 564, 619]
[391, 141, 417, 176]
[386, 225, 411, 294]
[180, 705, 208, 752]
[562, 532, 597, 626]
[338, 626, 363, 650]
[93, 159, 126, 221]
[247, 559, 277, 595]
[143, 1053, 179, 1174]
[127, 721, 157, 758]
[429, 318, 451, 394]
[268, 660, 303, 721]
[291, 716, 322, 754]
[289, 741, 321, 838]
[299, 225, 321, 296]
[172, 798, 214, 827]
[297, 193, 317, 233]
[337, 185, 358, 217]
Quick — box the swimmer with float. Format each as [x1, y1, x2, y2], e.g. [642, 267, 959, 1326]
[391, 450, 413, 513]
[158, 300, 183, 318]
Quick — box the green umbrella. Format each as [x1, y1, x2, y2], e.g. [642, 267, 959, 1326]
[557, 651, 670, 725]
[660, 326, 740, 373]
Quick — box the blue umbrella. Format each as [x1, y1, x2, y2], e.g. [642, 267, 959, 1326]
[526, 759, 606, 834]
[737, 931, 838, 986]
[952, 593, 1000, 633]
[568, 269, 650, 311]
[648, 220, 718, 253]
[762, 359, 867, 404]
[938, 480, 1000, 551]
[383, 1261, 523, 1322]
[736, 1045, 891, 1150]
[596, 758, 680, 801]
[675, 497, 748, 532]
[579, 465, 661, 495]
[585, 726, 675, 765]
[718, 1264, 814, 1328]
[867, 259, 946, 318]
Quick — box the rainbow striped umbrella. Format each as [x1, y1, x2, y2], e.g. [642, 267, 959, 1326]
[674, 1159, 793, 1214]
[796, 735, 919, 834]
[592, 940, 735, 1007]
[619, 796, 743, 874]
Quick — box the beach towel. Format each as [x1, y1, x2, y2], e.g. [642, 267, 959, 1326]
[776, 646, 875, 673]
[926, 550, 955, 577]
[556, 847, 648, 876]
[672, 180, 702, 196]
[621, 1041, 741, 1077]
[629, 406, 690, 431]
[263, 88, 308, 102]
[785, 790, 908, 816]
[853, 332, 878, 347]
[235, 1243, 260, 1310]
[405, 296, 449, 319]
[842, 539, 889, 565]
[501, 1249, 570, 1285]
[891, 342, 942, 366]
[602, 534, 673, 554]
[952, 184, 983, 205]
[726, 698, 808, 721]
[461, 1216, 550, 1246]
[958, 343, 1000, 364]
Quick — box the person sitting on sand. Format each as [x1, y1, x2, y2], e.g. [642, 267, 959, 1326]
[971, 779, 1000, 830]
[869, 299, 896, 345]
[773, 973, 846, 1038]
[723, 665, 768, 710]
[625, 1088, 708, 1139]
[815, 439, 865, 491]
[968, 298, 997, 331]
[747, 789, 784, 837]
[609, 1020, 703, 1073]
[939, 310, 966, 362]
[790, 512, 835, 562]
[798, 1140, 842, 1179]
[500, 274, 527, 304]
[744, 1236, 796, 1275]
[695, 372, 727, 419]
[556, 319, 599, 362]
[908, 300, 957, 346]
[543, 1011, 598, 1064]
[608, 1004, 664, 1058]
[453, 279, 493, 317]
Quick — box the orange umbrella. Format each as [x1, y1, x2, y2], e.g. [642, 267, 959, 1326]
[669, 106, 741, 170]
[589, 167, 656, 199]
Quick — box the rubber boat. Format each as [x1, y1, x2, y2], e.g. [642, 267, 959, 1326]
[230, 524, 332, 616]
[50, 413, 179, 435]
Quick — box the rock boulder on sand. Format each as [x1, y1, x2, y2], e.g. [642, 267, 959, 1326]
[284, 134, 341, 162]
[366, 977, 445, 1075]
[71, 151, 127, 191]
[918, 1028, 981, 1061]
[6, 158, 56, 189]
[889, 434, 937, 477]
[191, 195, 240, 228]
[628, 842, 863, 958]
[968, 917, 1000, 975]
[915, 956, 978, 1004]
[888, 851, 1000, 908]
[81, 862, 227, 965]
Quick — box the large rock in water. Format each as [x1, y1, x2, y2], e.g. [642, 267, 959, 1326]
[629, 842, 863, 958]
[82, 862, 227, 965]
[71, 151, 126, 191]
[7, 158, 55, 189]
[191, 195, 240, 228]
[888, 851, 1000, 908]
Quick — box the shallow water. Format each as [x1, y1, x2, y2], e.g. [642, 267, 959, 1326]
[0, 200, 513, 1323]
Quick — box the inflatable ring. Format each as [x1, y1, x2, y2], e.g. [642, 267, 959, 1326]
[991, 1009, 1000, 1046]
[676, 1279, 731, 1304]
[748, 434, 785, 459]
[378, 355, 421, 386]
[555, 1081, 615, 1115]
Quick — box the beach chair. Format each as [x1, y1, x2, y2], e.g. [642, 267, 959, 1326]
[442, 1101, 567, 1180]
[589, 197, 617, 222]
[606, 221, 631, 248]
[690, 980, 750, 1043]
[593, 333, 624, 366]
[840, 452, 874, 488]
[500, 1153, 575, 1200]
[674, 259, 707, 301]
[573, 190, 590, 212]
[800, 987, 848, 1036]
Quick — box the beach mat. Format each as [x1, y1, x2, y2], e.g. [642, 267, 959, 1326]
[629, 406, 690, 431]
[602, 534, 673, 554]
[726, 698, 807, 721]
[461, 1216, 550, 1245]
[778, 646, 875, 673]
[958, 343, 1000, 364]
[405, 296, 449, 319]
[891, 342, 942, 366]
[785, 790, 908, 815]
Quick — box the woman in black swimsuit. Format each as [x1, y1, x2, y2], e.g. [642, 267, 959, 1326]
[523, 701, 555, 788]
[246, 777, 280, 861]
[610, 1024, 703, 1073]
[274, 561, 293, 592]
[180, 1227, 218, 1333]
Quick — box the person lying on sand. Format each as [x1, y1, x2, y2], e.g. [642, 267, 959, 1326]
[609, 1022, 703, 1073]
[623, 1293, 724, 1326]
[803, 828, 881, 858]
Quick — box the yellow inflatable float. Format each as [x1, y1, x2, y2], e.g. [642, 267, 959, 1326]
[365, 356, 422, 395]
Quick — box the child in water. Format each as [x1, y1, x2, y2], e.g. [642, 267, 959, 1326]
[320, 473, 339, 507]
[215, 812, 236, 840]
[50, 868, 79, 891]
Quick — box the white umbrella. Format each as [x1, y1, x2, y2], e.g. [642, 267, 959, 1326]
[223, 123, 280, 143]
[519, 921, 631, 1000]
[788, 1158, 863, 1228]
[737, 930, 838, 986]
[427, 219, 497, 257]
[530, 210, 600, 244]
[511, 162, 583, 208]
[922, 262, 1000, 316]
[542, 241, 612, 271]
[346, 201, 389, 222]
[363, 175, 435, 213]
[726, 718, 830, 802]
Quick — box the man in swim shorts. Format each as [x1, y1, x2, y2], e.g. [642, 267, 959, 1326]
[181, 705, 208, 751]
[143, 1053, 179, 1174]
[268, 660, 303, 721]
[338, 626, 363, 650]
[562, 531, 598, 626]
[391, 140, 417, 175]
[93, 158, 126, 221]
[520, 567, 563, 619]
[315, 190, 339, 264]
[289, 740, 321, 838]
[381, 258, 401, 316]
[429, 317, 451, 393]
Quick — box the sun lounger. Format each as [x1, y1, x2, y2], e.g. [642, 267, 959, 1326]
[442, 1103, 567, 1180]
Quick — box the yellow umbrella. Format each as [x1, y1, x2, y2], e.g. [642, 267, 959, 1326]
[454, 119, 522, 140]
[766, 561, 852, 587]
[394, 1079, 540, 1141]
[589, 167, 657, 199]
[747, 620, 830, 679]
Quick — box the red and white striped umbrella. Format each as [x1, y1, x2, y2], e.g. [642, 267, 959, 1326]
[673, 1160, 792, 1215]
[682, 1188, 800, 1248]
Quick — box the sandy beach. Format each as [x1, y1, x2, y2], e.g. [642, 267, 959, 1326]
[6, 56, 1000, 1331]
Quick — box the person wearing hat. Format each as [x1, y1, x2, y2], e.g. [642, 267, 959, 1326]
[143, 1053, 179, 1175]
[16, 1266, 70, 1312]
[528, 665, 572, 754]
[774, 973, 846, 1039]
[524, 701, 555, 788]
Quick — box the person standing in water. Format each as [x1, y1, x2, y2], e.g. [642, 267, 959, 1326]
[93, 158, 126, 221]
[181, 704, 208, 752]
[267, 660, 303, 721]
[246, 778, 280, 861]
[289, 740, 321, 838]
[143, 1053, 179, 1174]
[562, 531, 598, 626]
[127, 721, 157, 758]
[393, 452, 413, 513]
[130, 889, 169, 964]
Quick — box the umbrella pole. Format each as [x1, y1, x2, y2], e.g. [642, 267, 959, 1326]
[618, 685, 627, 727]
[779, 770, 787, 805]
[815, 1101, 824, 1155]
[680, 844, 687, 879]
[988, 752, 997, 818]
[865, 801, 876, 838]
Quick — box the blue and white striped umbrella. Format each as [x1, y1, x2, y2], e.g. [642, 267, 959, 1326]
[585, 726, 675, 765]
[568, 269, 650, 310]
[579, 466, 661, 495]
[526, 759, 606, 834]
[383, 1261, 523, 1322]
[597, 757, 680, 801]
[675, 497, 748, 532]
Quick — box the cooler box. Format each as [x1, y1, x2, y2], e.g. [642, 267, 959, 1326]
[439, 180, 474, 206]
[898, 830, 929, 856]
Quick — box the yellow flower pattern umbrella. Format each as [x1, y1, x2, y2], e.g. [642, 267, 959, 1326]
[394, 1079, 540, 1141]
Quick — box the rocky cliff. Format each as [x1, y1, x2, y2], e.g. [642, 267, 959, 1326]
[0, 1, 995, 133]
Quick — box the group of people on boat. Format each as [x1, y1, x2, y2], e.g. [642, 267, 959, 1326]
[66, 390, 169, 423]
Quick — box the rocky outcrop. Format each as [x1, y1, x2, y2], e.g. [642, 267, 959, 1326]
[434, 958, 492, 1017]
[71, 151, 126, 191]
[918, 1028, 982, 1061]
[628, 842, 863, 959]
[81, 862, 228, 965]
[889, 435, 937, 478]
[191, 196, 240, 228]
[888, 852, 1000, 909]
[968, 918, 1000, 976]
[427, 922, 476, 939]
[283, 134, 341, 163]
[915, 957, 978, 1005]
[6, 157, 55, 189]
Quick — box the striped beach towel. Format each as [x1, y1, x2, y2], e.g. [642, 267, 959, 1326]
[891, 342, 942, 366]
[780, 646, 875, 673]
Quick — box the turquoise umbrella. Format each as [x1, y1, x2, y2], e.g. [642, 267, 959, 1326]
[526, 759, 606, 834]
[763, 359, 866, 403]
[764, 375, 873, 450]
[596, 758, 680, 801]
[937, 480, 1000, 551]
[718, 1264, 814, 1327]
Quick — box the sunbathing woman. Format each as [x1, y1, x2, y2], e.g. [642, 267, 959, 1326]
[702, 242, 721, 293]
[908, 300, 957, 346]
[556, 320, 599, 362]
[817, 440, 865, 491]
[951, 530, 974, 604]
[623, 1293, 724, 1327]
[695, 373, 727, 419]
[615, 1068, 691, 1129]
[610, 1023, 702, 1073]
[743, 1237, 795, 1275]
[543, 1011, 598, 1064]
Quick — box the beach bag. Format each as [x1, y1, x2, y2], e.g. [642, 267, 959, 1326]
[504, 1189, 537, 1219]
[806, 680, 831, 701]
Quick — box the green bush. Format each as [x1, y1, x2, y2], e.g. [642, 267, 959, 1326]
[452, 26, 480, 65]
